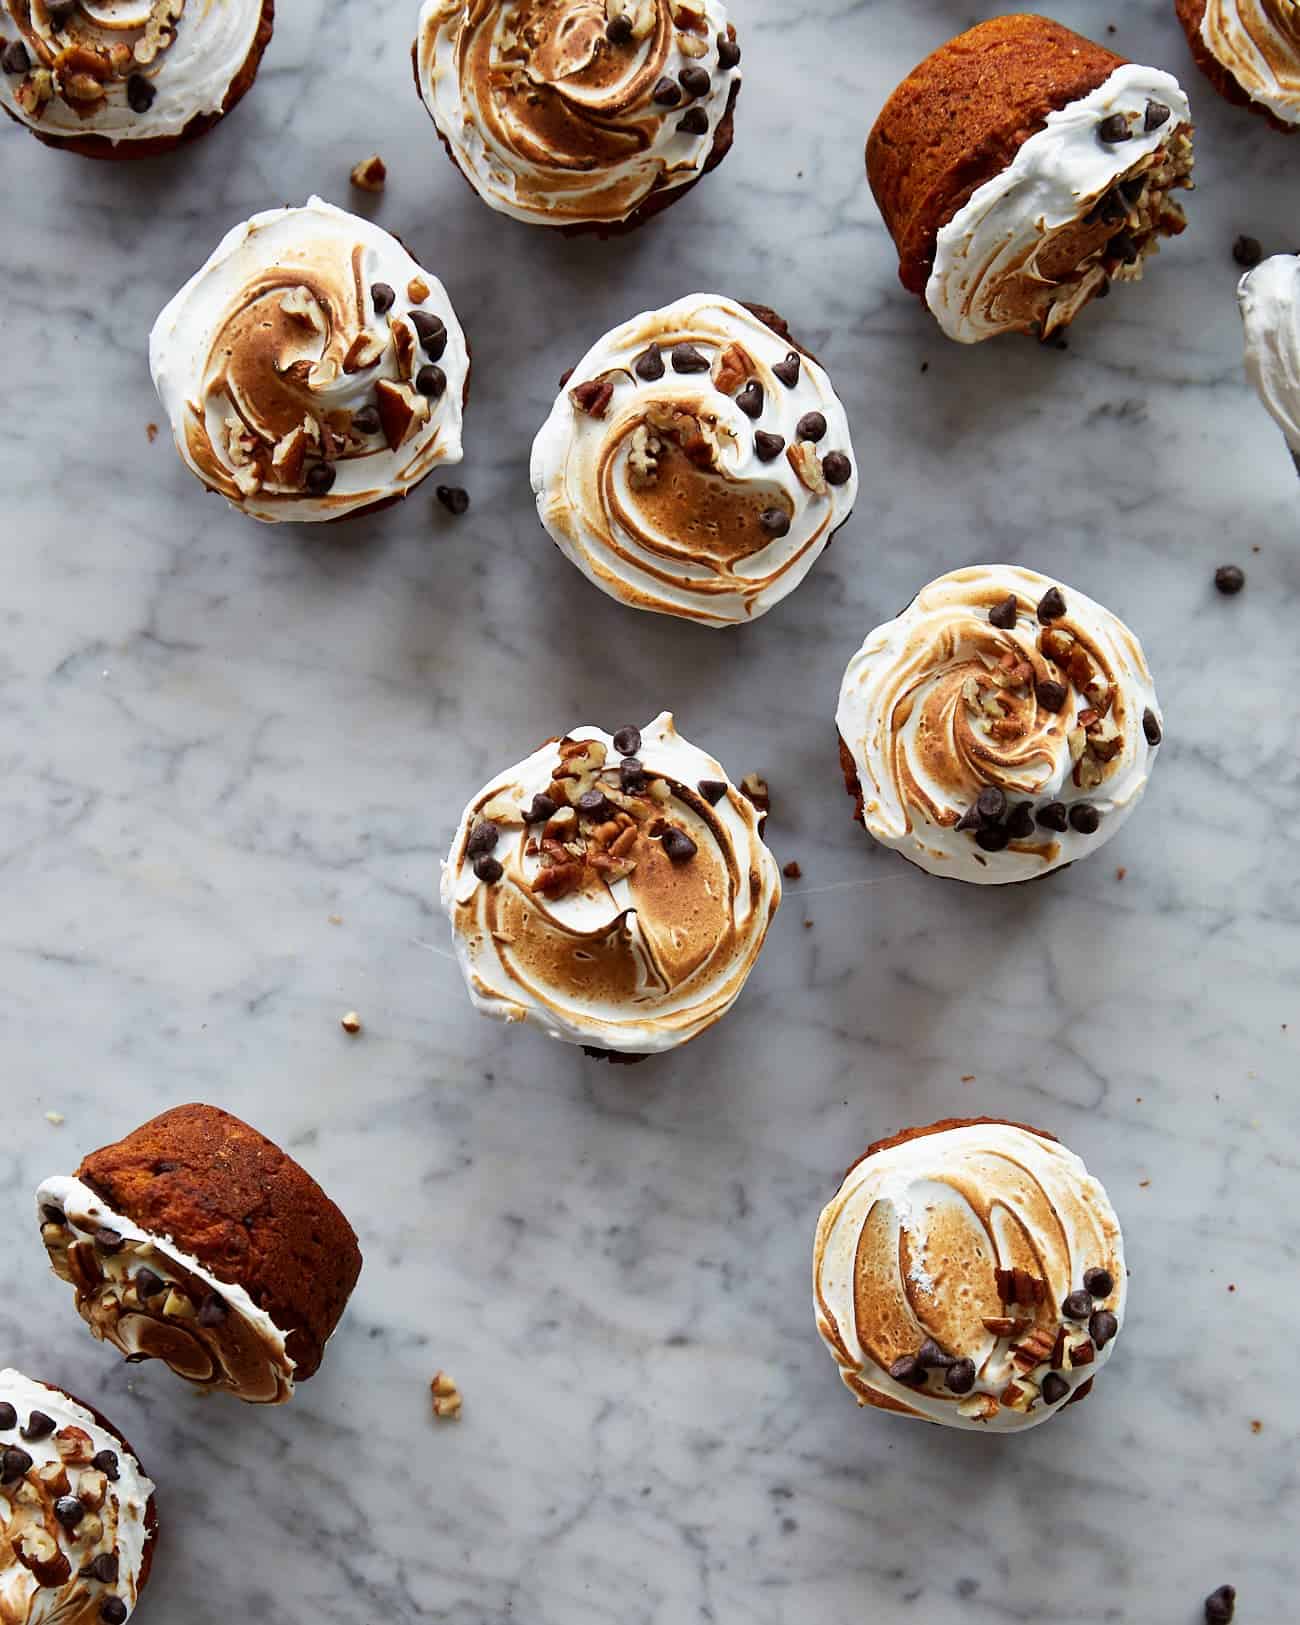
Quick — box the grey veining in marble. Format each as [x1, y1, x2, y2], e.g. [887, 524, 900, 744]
[2, 1, 1298, 1620]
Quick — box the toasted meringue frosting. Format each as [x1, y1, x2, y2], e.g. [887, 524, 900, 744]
[530, 295, 858, 626]
[926, 64, 1194, 342]
[38, 1174, 297, 1404]
[0, 0, 267, 145]
[415, 0, 740, 228]
[1202, 0, 1300, 124]
[0, 1368, 155, 1623]
[441, 712, 781, 1054]
[1238, 254, 1300, 459]
[835, 566, 1161, 885]
[813, 1123, 1126, 1433]
[149, 196, 468, 523]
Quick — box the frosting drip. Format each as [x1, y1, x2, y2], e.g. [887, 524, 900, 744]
[1202, 0, 1300, 124]
[1238, 254, 1300, 458]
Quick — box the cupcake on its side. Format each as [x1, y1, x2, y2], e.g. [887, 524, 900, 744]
[150, 197, 470, 523]
[414, 0, 741, 233]
[531, 295, 858, 626]
[0, 1368, 157, 1623]
[835, 566, 1162, 884]
[868, 14, 1194, 342]
[37, 1104, 362, 1405]
[1238, 254, 1300, 472]
[813, 1120, 1126, 1432]
[1175, 0, 1300, 131]
[0, 0, 273, 158]
[441, 713, 781, 1057]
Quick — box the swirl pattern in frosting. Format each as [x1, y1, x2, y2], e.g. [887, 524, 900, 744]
[37, 1175, 297, 1404]
[530, 296, 858, 626]
[835, 566, 1162, 885]
[813, 1122, 1126, 1433]
[0, 0, 270, 146]
[1238, 253, 1300, 462]
[149, 196, 469, 523]
[441, 712, 781, 1054]
[415, 0, 740, 227]
[1201, 0, 1300, 124]
[0, 1368, 155, 1623]
[927, 65, 1195, 342]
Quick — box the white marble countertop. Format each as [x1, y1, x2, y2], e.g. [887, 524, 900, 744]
[3, 1, 1297, 1620]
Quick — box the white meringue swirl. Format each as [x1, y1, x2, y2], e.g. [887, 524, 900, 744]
[1202, 0, 1300, 125]
[1238, 254, 1300, 459]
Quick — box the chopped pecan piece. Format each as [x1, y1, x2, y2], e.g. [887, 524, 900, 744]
[712, 342, 754, 396]
[570, 377, 615, 419]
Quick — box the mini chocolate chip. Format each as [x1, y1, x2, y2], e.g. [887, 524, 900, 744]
[888, 1354, 925, 1386]
[1232, 235, 1263, 269]
[1119, 175, 1146, 206]
[975, 824, 1009, 853]
[620, 757, 647, 793]
[698, 780, 727, 805]
[634, 343, 665, 381]
[759, 508, 791, 538]
[473, 854, 503, 884]
[89, 1554, 119, 1584]
[954, 806, 981, 832]
[126, 73, 156, 114]
[305, 463, 336, 496]
[41, 1205, 66, 1227]
[101, 1603, 128, 1625]
[716, 32, 741, 68]
[411, 311, 447, 360]
[1063, 1289, 1093, 1321]
[989, 594, 1018, 630]
[1109, 232, 1139, 265]
[662, 828, 698, 863]
[1036, 801, 1069, 833]
[754, 431, 784, 462]
[736, 380, 763, 419]
[0, 1403, 15, 1431]
[773, 352, 800, 389]
[1142, 708, 1162, 746]
[437, 485, 470, 515]
[1006, 802, 1035, 840]
[653, 75, 683, 107]
[2, 40, 30, 74]
[1035, 680, 1068, 714]
[671, 343, 709, 373]
[91, 1450, 119, 1481]
[1089, 1309, 1119, 1349]
[679, 64, 711, 98]
[1088, 188, 1125, 227]
[1036, 585, 1066, 623]
[1083, 1266, 1114, 1298]
[795, 411, 827, 444]
[578, 789, 611, 820]
[467, 821, 499, 857]
[524, 794, 557, 825]
[1098, 112, 1133, 144]
[352, 406, 381, 436]
[46, 0, 77, 18]
[1, 1447, 32, 1484]
[1041, 1372, 1070, 1405]
[1204, 1585, 1236, 1623]
[916, 1338, 953, 1370]
[21, 1411, 55, 1441]
[613, 726, 641, 757]
[822, 451, 852, 485]
[55, 1496, 85, 1528]
[134, 1268, 165, 1299]
[975, 786, 1007, 824]
[371, 282, 396, 314]
[944, 1359, 976, 1395]
[1144, 99, 1171, 131]
[416, 364, 446, 398]
[93, 1227, 124, 1253]
[1214, 564, 1245, 596]
[605, 13, 633, 43]
[198, 1293, 228, 1326]
[677, 107, 709, 135]
[1069, 802, 1101, 835]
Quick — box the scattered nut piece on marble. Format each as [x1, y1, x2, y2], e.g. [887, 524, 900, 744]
[350, 155, 387, 193]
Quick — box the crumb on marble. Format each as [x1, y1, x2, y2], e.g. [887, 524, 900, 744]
[328, 914, 343, 925]
[340, 1011, 363, 1035]
[1251, 1419, 1262, 1434]
[44, 1110, 65, 1126]
[1115, 866, 1126, 881]
[146, 422, 158, 443]
[961, 1074, 974, 1083]
[1138, 1178, 1151, 1188]
[431, 1370, 462, 1420]
[350, 155, 387, 193]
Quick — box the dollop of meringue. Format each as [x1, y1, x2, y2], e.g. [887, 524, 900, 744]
[441, 712, 781, 1053]
[0, 1367, 155, 1623]
[415, 0, 739, 227]
[37, 1175, 297, 1405]
[926, 64, 1194, 342]
[150, 196, 468, 523]
[531, 295, 858, 626]
[1202, 0, 1300, 124]
[813, 1123, 1126, 1433]
[0, 0, 267, 144]
[835, 566, 1161, 885]
[1238, 253, 1300, 459]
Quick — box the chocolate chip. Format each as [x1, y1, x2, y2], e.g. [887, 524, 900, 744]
[1144, 99, 1171, 131]
[524, 794, 557, 824]
[974, 824, 1009, 852]
[437, 485, 470, 515]
[773, 352, 800, 389]
[1068, 803, 1101, 835]
[2, 40, 30, 74]
[416, 364, 446, 398]
[0, 1403, 14, 1431]
[578, 789, 611, 820]
[888, 1354, 925, 1386]
[92, 1226, 124, 1253]
[822, 452, 852, 485]
[1035, 680, 1068, 714]
[1119, 175, 1146, 206]
[1062, 1290, 1092, 1321]
[371, 282, 396, 314]
[135, 1268, 165, 1299]
[716, 32, 740, 68]
[1036, 801, 1068, 833]
[754, 431, 784, 462]
[1214, 564, 1245, 596]
[988, 594, 1018, 630]
[605, 13, 633, 42]
[46, 0, 77, 18]
[944, 1359, 976, 1395]
[88, 1554, 119, 1584]
[303, 462, 335, 496]
[1088, 188, 1125, 226]
[677, 107, 709, 135]
[411, 311, 447, 360]
[795, 411, 827, 443]
[1, 1447, 32, 1484]
[634, 343, 665, 382]
[55, 1496, 85, 1528]
[916, 1338, 953, 1370]
[620, 757, 647, 793]
[1083, 1266, 1114, 1298]
[101, 1603, 129, 1625]
[671, 342, 708, 373]
[467, 821, 499, 858]
[975, 786, 1007, 824]
[41, 1205, 66, 1227]
[1041, 1372, 1069, 1405]
[1109, 232, 1139, 265]
[126, 73, 156, 114]
[613, 726, 641, 757]
[679, 64, 711, 98]
[1006, 802, 1035, 840]
[1204, 1585, 1236, 1623]
[1036, 585, 1066, 623]
[1232, 235, 1263, 269]
[1097, 112, 1133, 144]
[21, 1411, 55, 1441]
[736, 380, 763, 419]
[698, 780, 727, 805]
[91, 1450, 119, 1481]
[759, 508, 791, 538]
[352, 406, 381, 436]
[1142, 708, 1162, 746]
[198, 1293, 228, 1326]
[954, 807, 980, 832]
[653, 76, 683, 107]
[472, 854, 503, 884]
[662, 828, 697, 863]
[1089, 1309, 1119, 1349]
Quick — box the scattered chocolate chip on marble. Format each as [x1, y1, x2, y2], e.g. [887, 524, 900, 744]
[795, 411, 827, 443]
[613, 726, 642, 757]
[888, 1354, 926, 1386]
[1142, 708, 1163, 746]
[370, 282, 396, 314]
[975, 786, 1007, 824]
[1232, 235, 1263, 269]
[524, 793, 557, 824]
[100, 1602, 128, 1625]
[989, 594, 1018, 629]
[437, 485, 470, 515]
[0, 1403, 14, 1431]
[653, 75, 683, 107]
[2, 40, 30, 74]
[662, 828, 698, 863]
[472, 854, 503, 884]
[773, 352, 801, 389]
[698, 780, 727, 805]
[1214, 564, 1245, 596]
[411, 312, 448, 360]
[716, 32, 741, 68]
[54, 1496, 85, 1528]
[1063, 1290, 1093, 1321]
[135, 1268, 165, 1299]
[21, 1411, 55, 1441]
[944, 1359, 976, 1395]
[677, 107, 709, 135]
[678, 64, 711, 97]
[634, 343, 665, 382]
[671, 342, 709, 373]
[822, 451, 852, 485]
[1, 1446, 32, 1484]
[1069, 803, 1101, 835]
[1089, 1309, 1119, 1349]
[416, 364, 446, 398]
[754, 431, 785, 462]
[1204, 1585, 1236, 1623]
[88, 1554, 119, 1584]
[126, 73, 156, 114]
[1083, 1267, 1114, 1298]
[1006, 802, 1035, 840]
[605, 13, 633, 42]
[1036, 585, 1066, 623]
[1097, 112, 1133, 144]
[736, 380, 764, 418]
[94, 1228, 124, 1254]
[91, 1450, 119, 1481]
[1144, 98, 1171, 131]
[1036, 801, 1069, 833]
[759, 508, 791, 538]
[1035, 679, 1068, 713]
[305, 463, 336, 496]
[1041, 1372, 1069, 1405]
[352, 406, 381, 436]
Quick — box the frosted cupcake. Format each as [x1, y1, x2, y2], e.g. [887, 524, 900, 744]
[1175, 0, 1300, 131]
[150, 197, 469, 523]
[835, 567, 1162, 884]
[441, 713, 780, 1057]
[1238, 254, 1300, 472]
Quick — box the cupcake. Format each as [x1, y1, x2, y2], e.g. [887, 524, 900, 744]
[441, 712, 781, 1057]
[414, 0, 740, 233]
[37, 1104, 363, 1405]
[835, 566, 1162, 884]
[0, 0, 273, 159]
[813, 1119, 1126, 1432]
[867, 15, 1194, 342]
[530, 295, 858, 626]
[149, 197, 469, 523]
[1175, 0, 1300, 131]
[0, 1367, 157, 1623]
[1238, 254, 1300, 472]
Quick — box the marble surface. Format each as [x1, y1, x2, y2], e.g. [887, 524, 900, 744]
[2, 1, 1297, 1620]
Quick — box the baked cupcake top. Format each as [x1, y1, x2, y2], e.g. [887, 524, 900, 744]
[441, 712, 781, 1054]
[415, 0, 740, 228]
[1199, 0, 1300, 125]
[0, 1367, 155, 1623]
[836, 566, 1161, 884]
[1238, 253, 1300, 461]
[150, 196, 469, 523]
[0, 0, 267, 145]
[813, 1122, 1126, 1433]
[531, 295, 858, 626]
